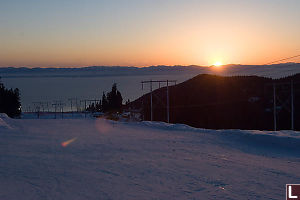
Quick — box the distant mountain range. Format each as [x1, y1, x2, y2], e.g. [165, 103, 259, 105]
[0, 63, 299, 78]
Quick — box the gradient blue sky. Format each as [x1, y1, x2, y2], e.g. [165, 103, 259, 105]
[1, 0, 300, 67]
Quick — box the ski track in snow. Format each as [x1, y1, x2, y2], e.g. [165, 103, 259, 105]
[0, 116, 300, 200]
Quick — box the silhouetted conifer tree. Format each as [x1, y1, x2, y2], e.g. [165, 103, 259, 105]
[102, 83, 123, 113]
[0, 78, 21, 117]
[101, 92, 108, 112]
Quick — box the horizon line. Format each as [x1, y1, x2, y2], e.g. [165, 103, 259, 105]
[1, 62, 300, 69]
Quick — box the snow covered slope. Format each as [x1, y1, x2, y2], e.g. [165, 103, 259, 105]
[0, 115, 299, 199]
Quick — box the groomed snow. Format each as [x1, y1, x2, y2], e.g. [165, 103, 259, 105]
[0, 115, 300, 199]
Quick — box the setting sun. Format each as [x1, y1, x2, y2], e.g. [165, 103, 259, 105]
[213, 61, 223, 67]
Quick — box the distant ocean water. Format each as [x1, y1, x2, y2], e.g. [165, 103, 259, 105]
[2, 63, 300, 112]
[2, 73, 197, 112]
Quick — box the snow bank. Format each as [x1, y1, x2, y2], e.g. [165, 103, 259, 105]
[141, 120, 300, 139]
[0, 113, 14, 130]
[139, 121, 300, 152]
[0, 113, 9, 119]
[141, 121, 203, 132]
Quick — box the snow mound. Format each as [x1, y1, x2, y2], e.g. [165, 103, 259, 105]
[142, 121, 300, 138]
[219, 129, 300, 151]
[141, 121, 209, 132]
[0, 113, 9, 119]
[221, 129, 300, 139]
[0, 113, 14, 130]
[140, 121, 300, 151]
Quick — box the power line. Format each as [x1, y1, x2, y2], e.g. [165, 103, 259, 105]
[141, 80, 176, 122]
[265, 54, 300, 65]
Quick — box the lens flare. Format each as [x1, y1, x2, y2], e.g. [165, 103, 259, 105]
[95, 119, 112, 134]
[61, 137, 77, 147]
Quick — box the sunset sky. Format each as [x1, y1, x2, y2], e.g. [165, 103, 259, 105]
[1, 0, 300, 67]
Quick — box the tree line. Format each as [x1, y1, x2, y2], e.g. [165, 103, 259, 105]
[86, 83, 126, 113]
[0, 78, 21, 117]
[0, 80, 124, 117]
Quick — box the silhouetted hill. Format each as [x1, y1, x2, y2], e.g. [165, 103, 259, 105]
[129, 74, 300, 130]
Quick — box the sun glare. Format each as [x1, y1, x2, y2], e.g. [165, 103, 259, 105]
[213, 61, 223, 67]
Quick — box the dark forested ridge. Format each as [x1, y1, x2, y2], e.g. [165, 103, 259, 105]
[129, 74, 300, 130]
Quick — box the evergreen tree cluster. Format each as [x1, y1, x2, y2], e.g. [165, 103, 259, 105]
[0, 78, 21, 117]
[103, 83, 123, 112]
[86, 83, 123, 113]
[85, 102, 101, 112]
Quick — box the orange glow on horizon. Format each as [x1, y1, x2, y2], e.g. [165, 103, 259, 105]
[0, 1, 299, 67]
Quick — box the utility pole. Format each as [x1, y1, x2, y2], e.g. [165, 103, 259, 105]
[79, 99, 100, 118]
[75, 98, 80, 112]
[41, 103, 45, 112]
[32, 102, 42, 118]
[266, 80, 299, 131]
[53, 102, 58, 119]
[141, 80, 176, 122]
[52, 100, 64, 119]
[84, 100, 87, 118]
[40, 102, 50, 113]
[291, 80, 294, 130]
[167, 80, 170, 123]
[46, 102, 50, 112]
[68, 98, 76, 117]
[80, 100, 87, 118]
[273, 83, 277, 131]
[150, 80, 153, 121]
[61, 102, 64, 119]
